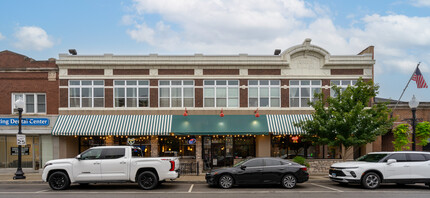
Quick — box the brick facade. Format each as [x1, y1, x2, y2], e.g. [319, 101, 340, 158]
[248, 69, 281, 75]
[203, 69, 239, 75]
[68, 69, 104, 75]
[158, 69, 194, 75]
[0, 50, 59, 114]
[331, 69, 363, 75]
[113, 69, 149, 75]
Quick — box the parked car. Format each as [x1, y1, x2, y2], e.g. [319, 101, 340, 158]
[42, 146, 180, 190]
[205, 157, 309, 189]
[329, 151, 430, 189]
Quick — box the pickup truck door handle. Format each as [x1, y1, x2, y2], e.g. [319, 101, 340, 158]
[256, 169, 263, 172]
[93, 162, 100, 165]
[403, 165, 410, 167]
[120, 162, 126, 164]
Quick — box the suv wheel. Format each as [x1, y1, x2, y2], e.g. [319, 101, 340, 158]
[282, 174, 297, 189]
[361, 172, 381, 189]
[137, 171, 158, 190]
[218, 174, 234, 189]
[48, 171, 70, 190]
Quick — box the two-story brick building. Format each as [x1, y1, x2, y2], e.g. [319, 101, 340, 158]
[51, 39, 375, 172]
[0, 50, 59, 170]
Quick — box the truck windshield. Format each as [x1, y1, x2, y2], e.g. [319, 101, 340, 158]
[131, 147, 144, 157]
[356, 154, 388, 162]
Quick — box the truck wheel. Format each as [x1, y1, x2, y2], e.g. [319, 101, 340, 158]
[361, 172, 381, 189]
[137, 171, 158, 190]
[281, 174, 297, 189]
[48, 171, 70, 190]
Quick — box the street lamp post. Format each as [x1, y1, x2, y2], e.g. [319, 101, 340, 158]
[408, 95, 420, 151]
[13, 98, 26, 179]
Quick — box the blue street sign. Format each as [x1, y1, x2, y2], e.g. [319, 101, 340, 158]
[0, 118, 50, 126]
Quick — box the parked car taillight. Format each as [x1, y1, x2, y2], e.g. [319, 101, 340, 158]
[169, 160, 175, 171]
[301, 167, 307, 172]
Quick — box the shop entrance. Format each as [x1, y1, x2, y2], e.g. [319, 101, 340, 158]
[203, 136, 233, 170]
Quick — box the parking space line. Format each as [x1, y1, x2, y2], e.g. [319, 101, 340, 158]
[36, 189, 50, 193]
[311, 183, 343, 192]
[188, 184, 194, 192]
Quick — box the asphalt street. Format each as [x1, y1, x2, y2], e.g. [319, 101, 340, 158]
[0, 182, 429, 198]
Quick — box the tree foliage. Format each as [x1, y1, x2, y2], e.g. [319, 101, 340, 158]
[392, 124, 412, 151]
[416, 121, 430, 146]
[296, 78, 394, 160]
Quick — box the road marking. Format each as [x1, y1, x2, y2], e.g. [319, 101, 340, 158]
[36, 189, 50, 193]
[1, 190, 430, 194]
[188, 184, 194, 192]
[311, 183, 343, 192]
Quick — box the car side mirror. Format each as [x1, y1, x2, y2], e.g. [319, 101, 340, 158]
[387, 159, 397, 165]
[240, 165, 246, 170]
[76, 154, 82, 160]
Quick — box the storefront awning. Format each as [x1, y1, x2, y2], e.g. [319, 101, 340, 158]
[171, 115, 269, 135]
[267, 114, 312, 135]
[51, 115, 172, 136]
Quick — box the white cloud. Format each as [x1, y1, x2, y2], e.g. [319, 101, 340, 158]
[411, 0, 430, 7]
[124, 0, 430, 75]
[13, 26, 54, 51]
[0, 32, 5, 40]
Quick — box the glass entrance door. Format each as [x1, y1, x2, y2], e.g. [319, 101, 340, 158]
[202, 136, 234, 170]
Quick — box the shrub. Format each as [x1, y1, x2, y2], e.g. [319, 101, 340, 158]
[292, 156, 310, 167]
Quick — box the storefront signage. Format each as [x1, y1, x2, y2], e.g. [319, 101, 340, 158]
[11, 147, 30, 155]
[0, 118, 50, 126]
[188, 138, 196, 145]
[17, 134, 26, 146]
[127, 138, 136, 145]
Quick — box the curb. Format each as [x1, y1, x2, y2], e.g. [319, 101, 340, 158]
[0, 179, 333, 185]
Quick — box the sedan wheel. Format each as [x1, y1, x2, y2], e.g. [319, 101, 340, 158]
[361, 172, 381, 189]
[218, 174, 234, 189]
[48, 171, 70, 190]
[282, 174, 297, 189]
[137, 171, 158, 190]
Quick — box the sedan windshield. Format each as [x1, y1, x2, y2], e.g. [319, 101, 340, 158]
[356, 154, 388, 162]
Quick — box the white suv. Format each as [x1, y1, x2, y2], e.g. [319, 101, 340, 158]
[329, 151, 430, 189]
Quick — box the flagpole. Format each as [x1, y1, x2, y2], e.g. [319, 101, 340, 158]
[391, 62, 421, 117]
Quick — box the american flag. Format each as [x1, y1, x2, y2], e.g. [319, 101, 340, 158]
[411, 67, 428, 88]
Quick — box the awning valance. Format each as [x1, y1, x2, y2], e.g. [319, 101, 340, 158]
[171, 115, 269, 135]
[51, 115, 172, 136]
[267, 114, 312, 135]
[51, 114, 312, 136]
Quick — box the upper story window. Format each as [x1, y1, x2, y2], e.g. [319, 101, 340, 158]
[204, 80, 239, 107]
[289, 80, 321, 107]
[248, 80, 280, 107]
[114, 80, 149, 107]
[159, 80, 194, 107]
[69, 80, 104, 108]
[330, 80, 357, 97]
[12, 93, 46, 114]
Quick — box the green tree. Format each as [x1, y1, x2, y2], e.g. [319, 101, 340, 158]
[392, 124, 412, 151]
[415, 121, 430, 146]
[296, 78, 394, 161]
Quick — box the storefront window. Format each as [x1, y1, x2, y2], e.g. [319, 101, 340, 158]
[79, 136, 152, 157]
[114, 136, 151, 157]
[79, 136, 107, 152]
[158, 136, 196, 158]
[0, 135, 40, 168]
[271, 135, 339, 159]
[233, 136, 255, 159]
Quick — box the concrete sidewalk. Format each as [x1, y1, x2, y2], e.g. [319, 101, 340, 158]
[0, 172, 330, 184]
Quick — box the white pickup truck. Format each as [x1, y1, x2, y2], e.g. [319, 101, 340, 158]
[42, 146, 180, 190]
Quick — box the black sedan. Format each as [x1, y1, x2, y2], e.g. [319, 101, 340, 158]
[205, 157, 309, 189]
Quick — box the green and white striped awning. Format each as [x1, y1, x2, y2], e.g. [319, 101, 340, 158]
[267, 114, 312, 135]
[52, 115, 172, 136]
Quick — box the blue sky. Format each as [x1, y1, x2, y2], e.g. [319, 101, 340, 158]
[0, 0, 429, 102]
